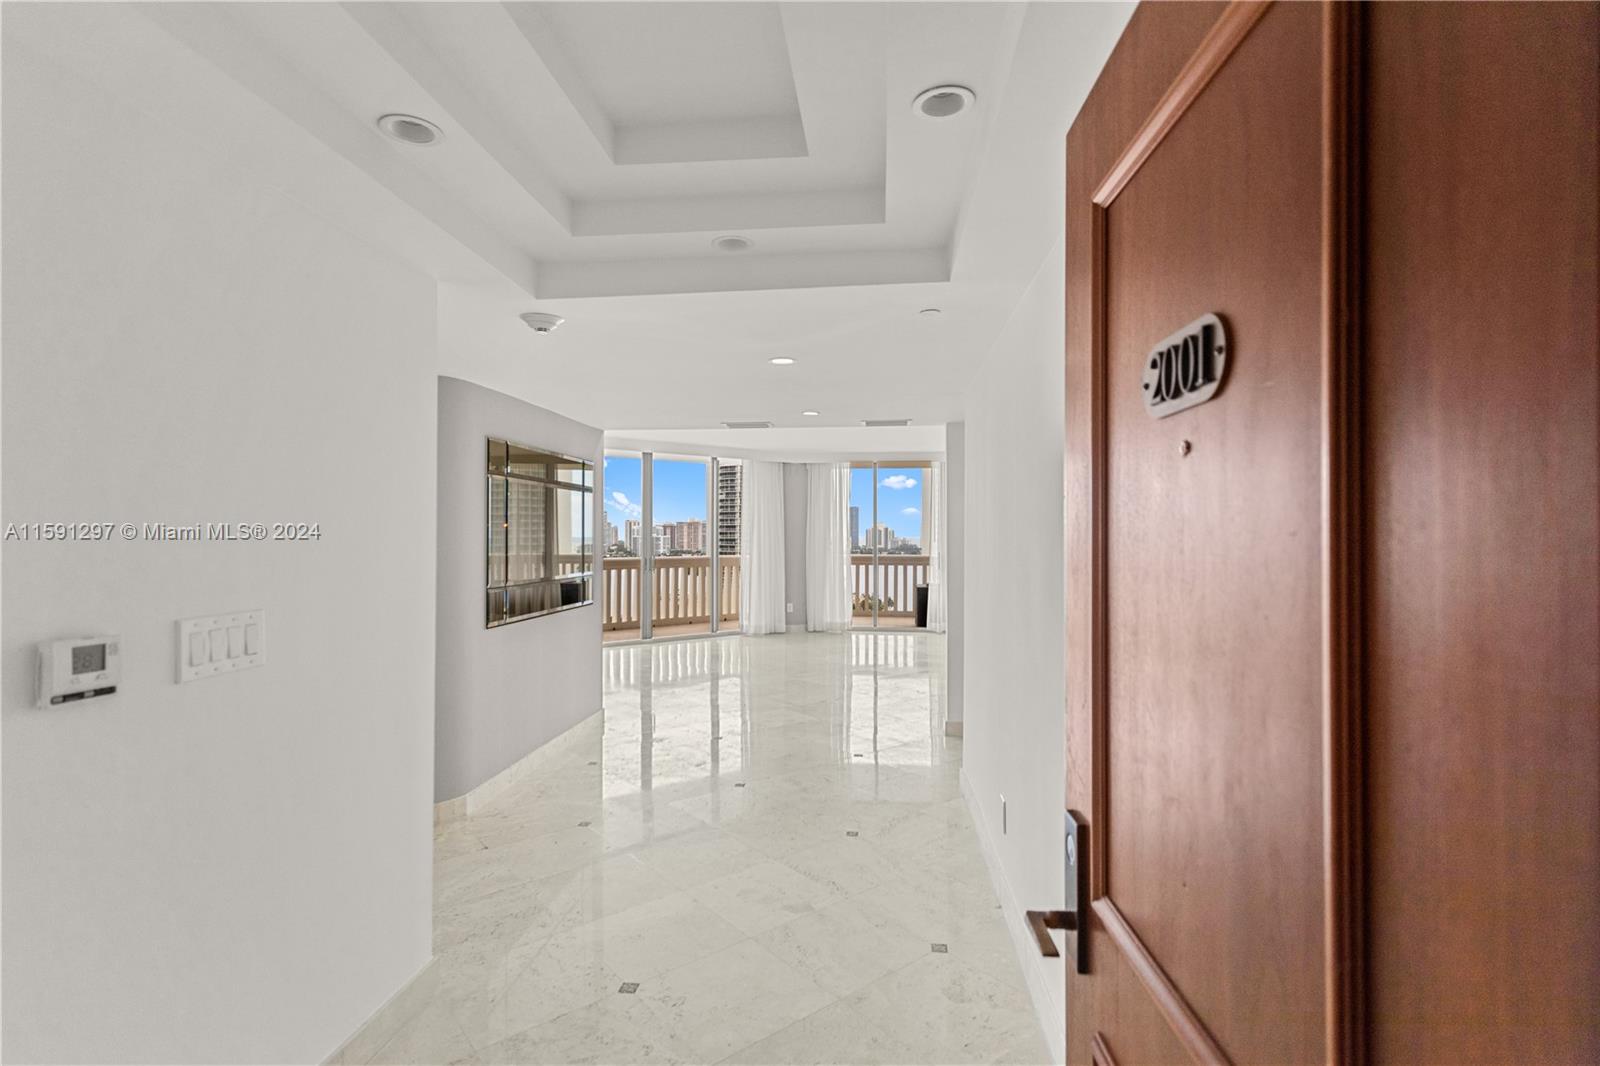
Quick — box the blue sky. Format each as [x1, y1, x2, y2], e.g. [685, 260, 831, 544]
[603, 457, 924, 544]
[850, 466, 923, 543]
[602, 455, 707, 528]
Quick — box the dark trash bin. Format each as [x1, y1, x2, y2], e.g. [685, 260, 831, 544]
[915, 584, 930, 628]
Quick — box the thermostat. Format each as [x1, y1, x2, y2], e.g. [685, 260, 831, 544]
[37, 635, 121, 708]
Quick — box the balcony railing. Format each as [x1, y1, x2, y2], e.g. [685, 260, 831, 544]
[600, 552, 930, 631]
[850, 554, 929, 618]
[602, 555, 741, 631]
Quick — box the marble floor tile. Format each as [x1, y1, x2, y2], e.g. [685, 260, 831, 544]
[474, 989, 686, 1066]
[752, 894, 928, 998]
[636, 939, 835, 1063]
[541, 890, 747, 982]
[365, 998, 479, 1066]
[841, 954, 1043, 1064]
[357, 632, 1045, 1066]
[715, 998, 915, 1066]
[687, 860, 846, 936]
[628, 825, 770, 890]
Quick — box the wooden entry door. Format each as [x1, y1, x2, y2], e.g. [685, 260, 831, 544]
[1063, 2, 1597, 1064]
[1068, 3, 1330, 1063]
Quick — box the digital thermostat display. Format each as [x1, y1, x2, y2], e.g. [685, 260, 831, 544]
[71, 643, 106, 675]
[37, 635, 120, 708]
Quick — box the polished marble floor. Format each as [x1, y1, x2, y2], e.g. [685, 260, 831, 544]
[377, 632, 1046, 1065]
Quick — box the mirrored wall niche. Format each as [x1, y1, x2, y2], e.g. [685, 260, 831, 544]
[486, 438, 595, 627]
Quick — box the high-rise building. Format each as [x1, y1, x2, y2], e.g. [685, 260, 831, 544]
[869, 523, 896, 551]
[624, 519, 641, 557]
[652, 523, 670, 556]
[600, 515, 618, 551]
[670, 519, 706, 554]
[717, 463, 742, 555]
[849, 505, 860, 551]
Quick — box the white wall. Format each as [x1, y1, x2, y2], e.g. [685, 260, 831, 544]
[435, 377, 603, 803]
[959, 238, 1068, 1061]
[1, 25, 435, 1066]
[945, 423, 967, 729]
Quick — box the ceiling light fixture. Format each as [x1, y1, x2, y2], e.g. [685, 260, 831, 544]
[802, 410, 820, 417]
[862, 419, 912, 428]
[920, 307, 943, 316]
[769, 357, 795, 366]
[376, 113, 445, 146]
[519, 312, 565, 334]
[912, 85, 976, 119]
[712, 235, 754, 253]
[724, 420, 775, 430]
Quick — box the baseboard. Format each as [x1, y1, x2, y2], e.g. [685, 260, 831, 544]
[960, 768, 1066, 1065]
[434, 707, 603, 826]
[321, 955, 438, 1066]
[944, 719, 964, 737]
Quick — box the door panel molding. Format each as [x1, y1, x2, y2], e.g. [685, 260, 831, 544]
[1091, 1, 1271, 207]
[1087, 0, 1277, 908]
[1093, 898, 1228, 1066]
[1083, 4, 1274, 1056]
[1317, 4, 1364, 1064]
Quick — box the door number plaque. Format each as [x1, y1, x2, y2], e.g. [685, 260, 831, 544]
[1142, 312, 1228, 418]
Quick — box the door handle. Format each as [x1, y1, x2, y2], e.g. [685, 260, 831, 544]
[1027, 810, 1090, 973]
[1024, 909, 1076, 956]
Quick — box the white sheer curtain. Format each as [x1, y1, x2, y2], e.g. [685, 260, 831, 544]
[739, 460, 787, 635]
[925, 460, 948, 633]
[804, 462, 852, 632]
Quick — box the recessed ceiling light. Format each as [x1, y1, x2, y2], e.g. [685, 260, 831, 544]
[920, 307, 942, 316]
[802, 410, 820, 417]
[912, 85, 975, 119]
[769, 357, 795, 366]
[376, 113, 445, 146]
[713, 235, 754, 253]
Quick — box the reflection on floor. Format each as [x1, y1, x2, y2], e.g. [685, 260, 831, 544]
[603, 620, 722, 644]
[391, 632, 1046, 1065]
[605, 617, 920, 645]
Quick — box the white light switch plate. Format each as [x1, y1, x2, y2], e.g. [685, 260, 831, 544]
[177, 609, 265, 683]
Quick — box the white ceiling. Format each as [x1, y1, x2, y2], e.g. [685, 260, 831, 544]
[10, 1, 1134, 445]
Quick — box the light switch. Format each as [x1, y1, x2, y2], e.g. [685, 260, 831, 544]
[178, 609, 265, 683]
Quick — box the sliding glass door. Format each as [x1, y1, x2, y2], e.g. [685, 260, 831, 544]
[850, 461, 933, 630]
[650, 455, 711, 639]
[601, 453, 645, 643]
[601, 451, 741, 643]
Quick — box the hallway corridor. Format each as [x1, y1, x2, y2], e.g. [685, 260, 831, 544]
[384, 633, 1045, 1065]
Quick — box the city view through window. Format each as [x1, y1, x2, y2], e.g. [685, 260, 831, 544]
[599, 453, 930, 640]
[600, 454, 742, 642]
[849, 463, 930, 627]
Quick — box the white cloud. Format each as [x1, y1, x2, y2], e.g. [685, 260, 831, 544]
[609, 491, 641, 518]
[880, 474, 918, 490]
[901, 507, 920, 516]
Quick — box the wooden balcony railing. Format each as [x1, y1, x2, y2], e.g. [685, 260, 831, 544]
[602, 555, 741, 631]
